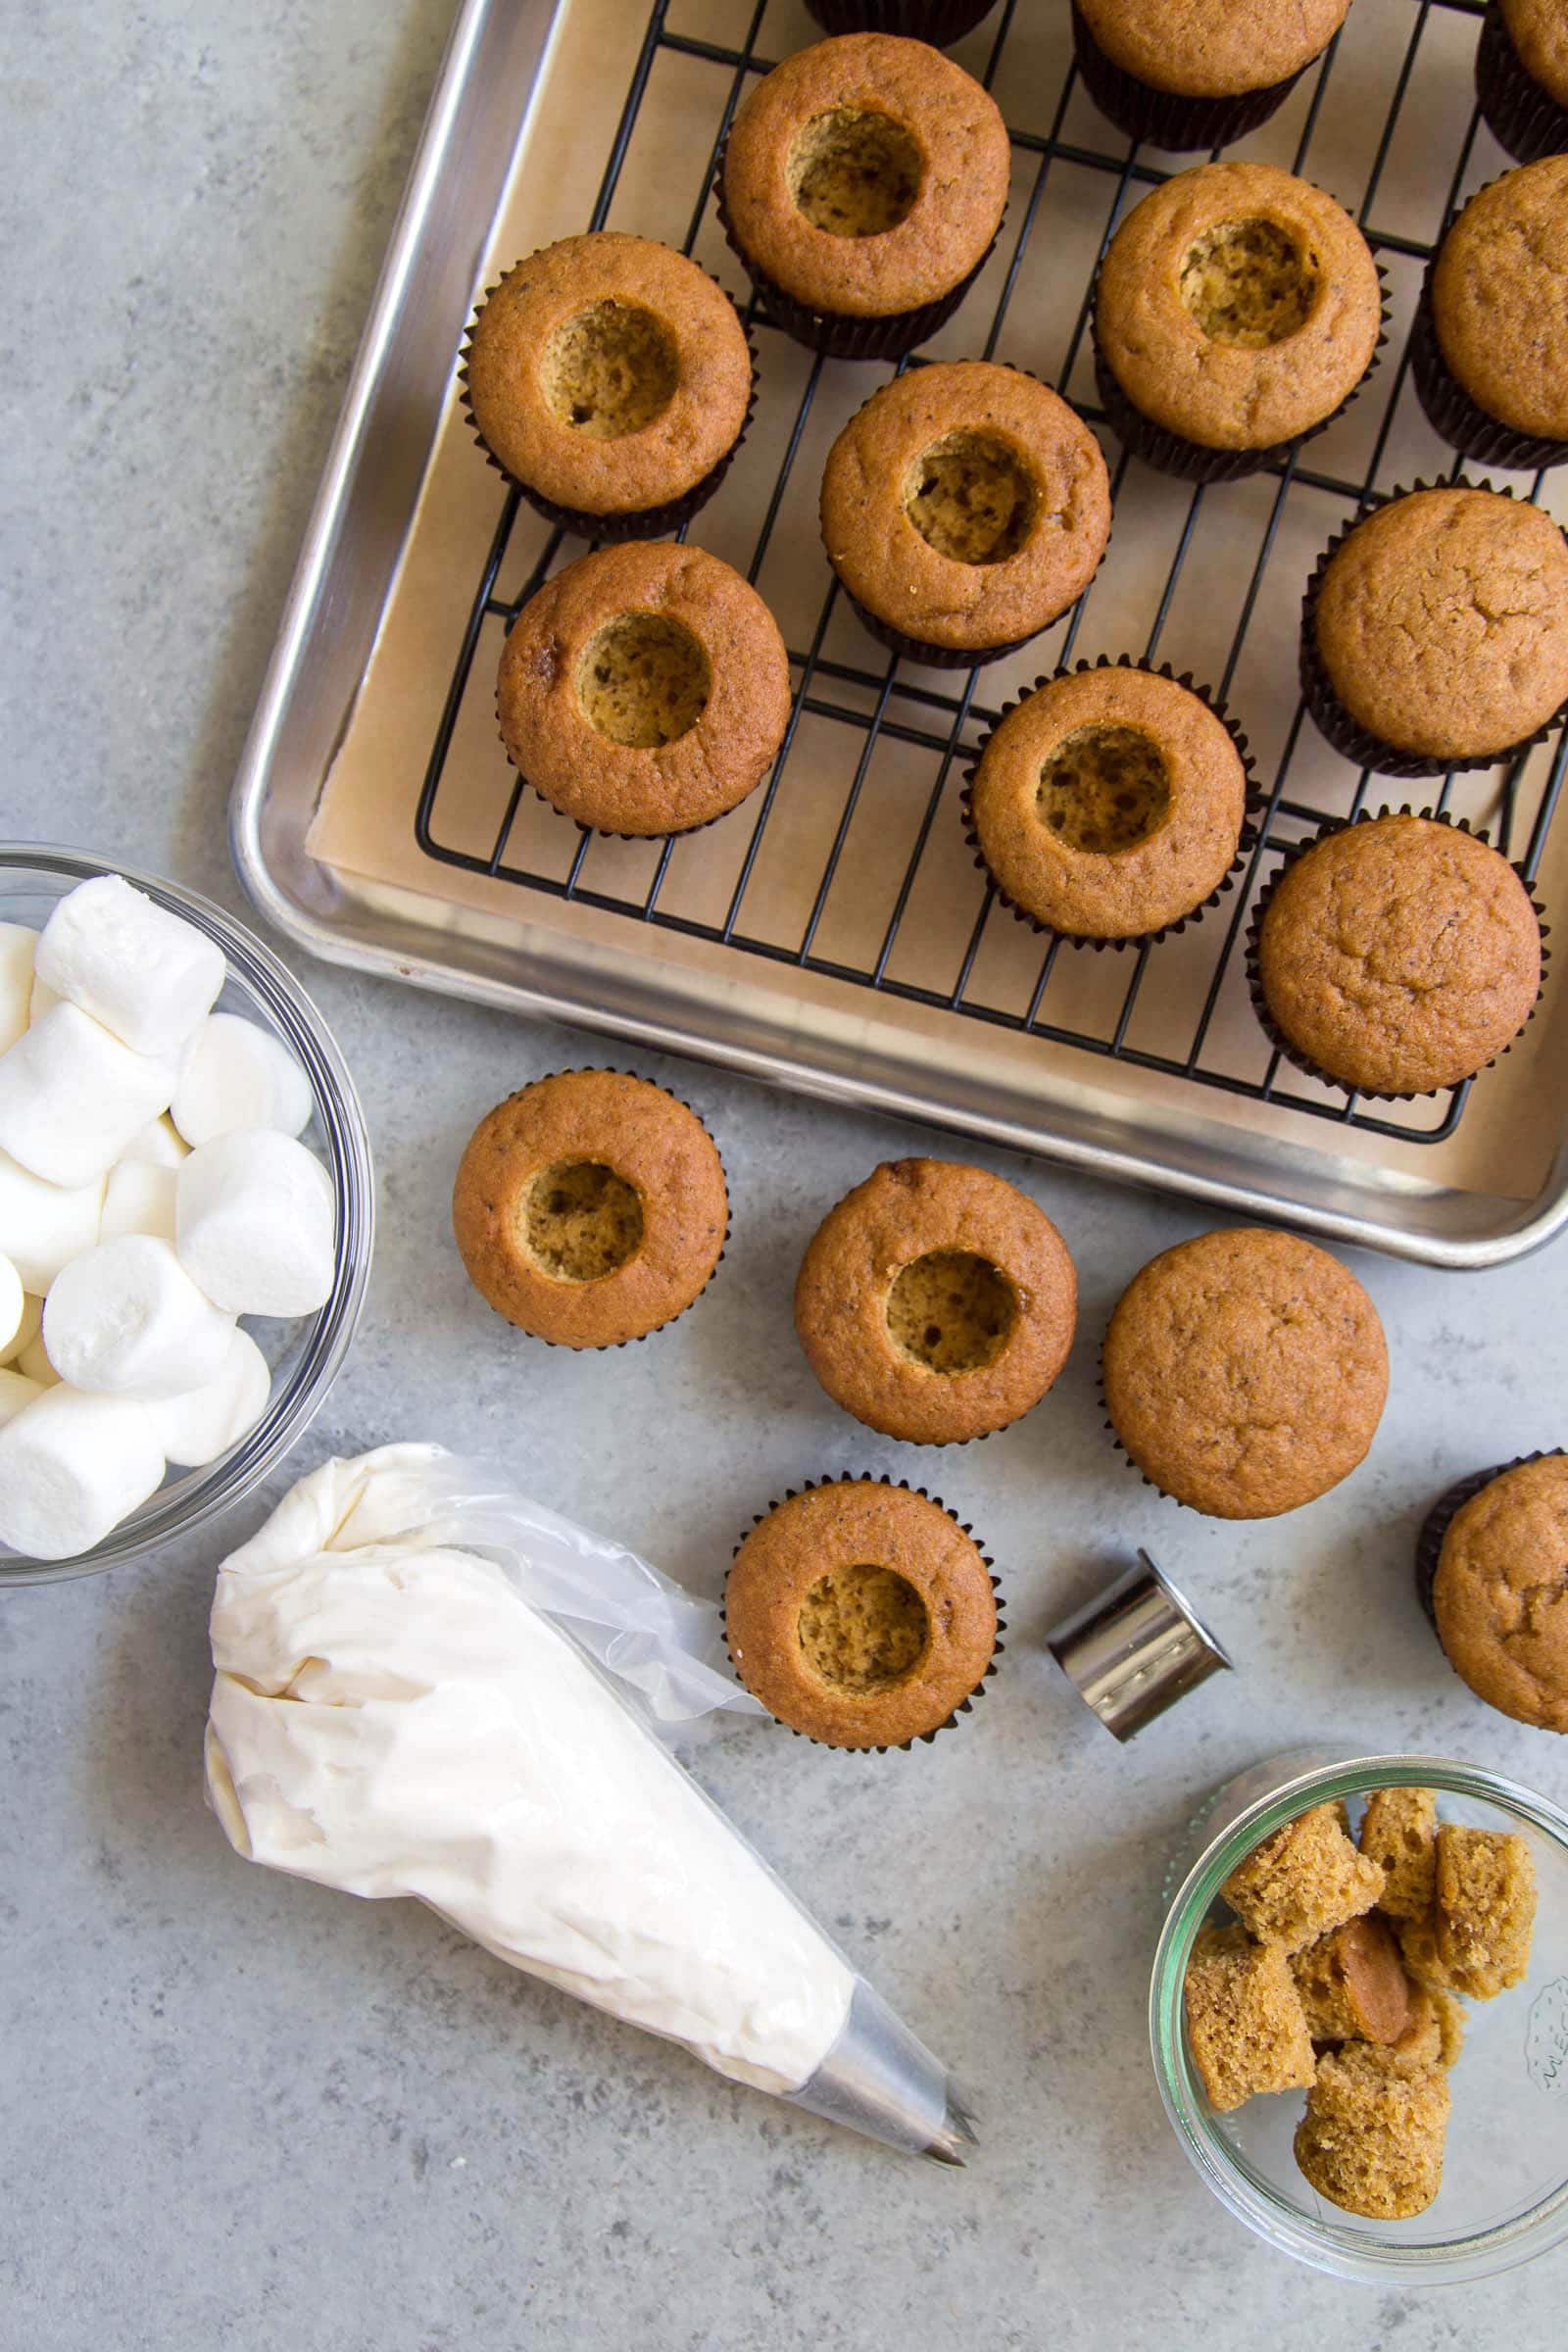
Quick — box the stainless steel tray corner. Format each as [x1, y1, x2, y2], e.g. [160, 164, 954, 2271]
[231, 0, 1568, 1270]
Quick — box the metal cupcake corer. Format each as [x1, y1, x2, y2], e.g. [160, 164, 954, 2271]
[1047, 1550, 1232, 1741]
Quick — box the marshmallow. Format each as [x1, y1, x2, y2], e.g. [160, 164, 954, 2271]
[0, 1368, 42, 1428]
[0, 1385, 166, 1560]
[17, 1329, 59, 1387]
[101, 1158, 177, 1245]
[44, 1234, 235, 1400]
[152, 1328, 271, 1467]
[0, 1003, 177, 1186]
[122, 1113, 189, 1167]
[34, 873, 224, 1059]
[172, 1013, 314, 1147]
[175, 1130, 335, 1318]
[2, 1290, 42, 1368]
[0, 1250, 23, 1357]
[0, 923, 37, 1054]
[0, 1149, 105, 1293]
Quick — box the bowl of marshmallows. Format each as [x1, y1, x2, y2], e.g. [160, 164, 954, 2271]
[0, 846, 373, 1580]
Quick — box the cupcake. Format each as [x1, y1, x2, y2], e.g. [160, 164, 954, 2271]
[819, 362, 1112, 666]
[463, 234, 755, 539]
[451, 1070, 727, 1348]
[1102, 1228, 1389, 1519]
[1093, 164, 1383, 483]
[724, 1479, 1000, 1747]
[1476, 0, 1568, 166]
[1072, 0, 1351, 151]
[1300, 484, 1568, 776]
[963, 661, 1252, 943]
[1411, 161, 1568, 472]
[1416, 1451, 1568, 1732]
[1251, 814, 1544, 1098]
[496, 544, 791, 838]
[717, 33, 1010, 360]
[805, 0, 999, 39]
[793, 1157, 1077, 1444]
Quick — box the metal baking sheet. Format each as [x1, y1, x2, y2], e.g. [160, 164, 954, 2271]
[230, 0, 1568, 1266]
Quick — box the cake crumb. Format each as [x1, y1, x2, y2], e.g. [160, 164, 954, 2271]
[1294, 2044, 1450, 2220]
[1291, 1912, 1412, 2045]
[1222, 1801, 1385, 1951]
[1434, 1825, 1537, 1999]
[1184, 1924, 1316, 2113]
[1359, 1787, 1439, 1922]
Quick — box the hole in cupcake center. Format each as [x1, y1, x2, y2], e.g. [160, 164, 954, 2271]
[903, 432, 1036, 565]
[886, 1250, 1016, 1374]
[523, 1159, 644, 1281]
[576, 613, 711, 749]
[797, 1565, 931, 1694]
[1036, 724, 1172, 855]
[539, 302, 679, 439]
[1179, 218, 1319, 348]
[788, 107, 923, 237]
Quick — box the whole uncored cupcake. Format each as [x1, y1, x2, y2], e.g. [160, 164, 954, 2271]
[1300, 484, 1568, 775]
[496, 543, 791, 838]
[1411, 161, 1568, 471]
[724, 1479, 1001, 1747]
[963, 662, 1251, 943]
[805, 0, 999, 40]
[1476, 0, 1568, 165]
[819, 361, 1111, 666]
[1094, 163, 1383, 482]
[1250, 814, 1544, 1099]
[793, 1157, 1077, 1444]
[1072, 0, 1352, 151]
[1416, 1452, 1568, 1732]
[451, 1070, 728, 1348]
[718, 33, 1010, 360]
[463, 234, 755, 539]
[1102, 1227, 1389, 1519]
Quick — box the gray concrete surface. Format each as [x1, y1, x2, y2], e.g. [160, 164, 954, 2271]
[3, 2, 1566, 2346]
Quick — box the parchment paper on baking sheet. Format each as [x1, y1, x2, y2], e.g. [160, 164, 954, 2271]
[306, 0, 1568, 1208]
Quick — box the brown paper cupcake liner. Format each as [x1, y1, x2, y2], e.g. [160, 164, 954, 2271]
[713, 144, 1002, 362]
[722, 1473, 1004, 1752]
[804, 0, 999, 41]
[1092, 263, 1390, 487]
[1408, 239, 1568, 475]
[958, 656, 1263, 951]
[1412, 1450, 1564, 1632]
[1070, 0, 1310, 151]
[1475, 5, 1568, 167]
[458, 256, 760, 543]
[1243, 806, 1551, 1104]
[1298, 475, 1568, 778]
[468, 1065, 731, 1351]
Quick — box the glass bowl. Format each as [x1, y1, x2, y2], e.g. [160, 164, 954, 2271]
[0, 845, 373, 1584]
[1152, 1749, 1568, 2284]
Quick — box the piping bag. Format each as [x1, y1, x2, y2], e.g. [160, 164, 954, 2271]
[205, 1445, 976, 2164]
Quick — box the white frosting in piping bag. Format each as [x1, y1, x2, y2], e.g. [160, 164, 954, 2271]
[206, 1446, 854, 2095]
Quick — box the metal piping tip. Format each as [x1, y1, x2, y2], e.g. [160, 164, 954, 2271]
[923, 2082, 981, 2166]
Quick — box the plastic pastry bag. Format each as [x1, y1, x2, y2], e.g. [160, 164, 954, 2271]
[205, 1445, 976, 2160]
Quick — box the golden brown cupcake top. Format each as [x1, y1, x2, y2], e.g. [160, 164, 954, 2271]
[820, 362, 1111, 653]
[721, 34, 1010, 319]
[1431, 161, 1568, 443]
[724, 1480, 998, 1748]
[465, 235, 753, 515]
[1432, 1453, 1568, 1732]
[1076, 0, 1350, 97]
[1095, 163, 1381, 454]
[496, 543, 791, 837]
[968, 665, 1247, 939]
[1501, 0, 1568, 106]
[794, 1157, 1077, 1444]
[451, 1070, 727, 1348]
[1311, 487, 1568, 763]
[1257, 816, 1542, 1098]
[1103, 1227, 1389, 1520]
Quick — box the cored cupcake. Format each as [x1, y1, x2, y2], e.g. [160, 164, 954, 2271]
[1410, 161, 1568, 473]
[1072, 0, 1351, 152]
[718, 33, 1010, 359]
[819, 361, 1111, 666]
[463, 234, 754, 539]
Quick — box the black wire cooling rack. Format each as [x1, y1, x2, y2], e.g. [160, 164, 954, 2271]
[414, 0, 1567, 1150]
